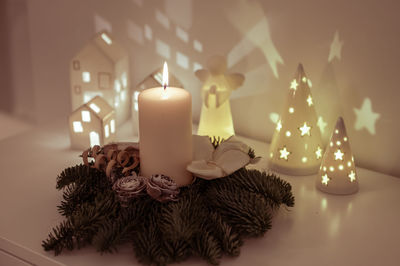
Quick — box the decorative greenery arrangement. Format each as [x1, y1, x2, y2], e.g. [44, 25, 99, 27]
[42, 141, 294, 266]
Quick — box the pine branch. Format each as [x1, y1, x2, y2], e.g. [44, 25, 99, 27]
[93, 197, 153, 254]
[209, 212, 243, 256]
[206, 183, 272, 237]
[228, 168, 295, 208]
[132, 202, 168, 266]
[157, 192, 205, 262]
[42, 220, 74, 255]
[192, 221, 223, 265]
[57, 167, 111, 217]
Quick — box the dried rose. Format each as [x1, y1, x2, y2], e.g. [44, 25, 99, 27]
[112, 173, 146, 206]
[146, 174, 180, 202]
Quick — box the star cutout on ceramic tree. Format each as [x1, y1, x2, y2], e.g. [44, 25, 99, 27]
[306, 95, 313, 106]
[290, 79, 298, 91]
[354, 98, 381, 135]
[348, 170, 356, 182]
[334, 149, 344, 161]
[279, 146, 291, 160]
[315, 146, 322, 159]
[321, 174, 330, 186]
[328, 31, 344, 62]
[317, 116, 327, 134]
[299, 122, 311, 136]
[276, 120, 282, 131]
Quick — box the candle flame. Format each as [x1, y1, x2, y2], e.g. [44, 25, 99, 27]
[162, 62, 169, 90]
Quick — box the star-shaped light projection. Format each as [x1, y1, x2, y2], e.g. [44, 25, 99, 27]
[306, 95, 313, 106]
[321, 174, 330, 186]
[328, 31, 344, 62]
[334, 149, 344, 161]
[348, 171, 356, 182]
[279, 146, 291, 160]
[316, 117, 359, 195]
[299, 122, 311, 136]
[354, 98, 380, 135]
[317, 116, 327, 134]
[290, 79, 298, 91]
[269, 112, 279, 124]
[315, 146, 322, 159]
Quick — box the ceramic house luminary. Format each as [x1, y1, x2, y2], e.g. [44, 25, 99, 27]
[195, 55, 245, 139]
[269, 64, 324, 175]
[69, 96, 115, 150]
[131, 68, 183, 136]
[316, 117, 359, 195]
[70, 31, 129, 126]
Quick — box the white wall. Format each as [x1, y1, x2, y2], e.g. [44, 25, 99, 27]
[3, 0, 400, 177]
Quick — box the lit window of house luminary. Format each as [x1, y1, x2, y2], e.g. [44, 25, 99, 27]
[316, 117, 359, 195]
[69, 96, 115, 150]
[70, 31, 129, 126]
[269, 64, 323, 175]
[195, 55, 245, 139]
[131, 68, 183, 136]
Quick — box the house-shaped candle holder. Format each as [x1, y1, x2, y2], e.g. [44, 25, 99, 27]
[69, 96, 116, 150]
[70, 31, 129, 126]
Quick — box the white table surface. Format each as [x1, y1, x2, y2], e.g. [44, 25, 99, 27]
[0, 121, 399, 266]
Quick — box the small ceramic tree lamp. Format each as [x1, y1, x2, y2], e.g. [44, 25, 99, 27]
[269, 64, 323, 175]
[195, 55, 244, 139]
[316, 117, 359, 195]
[69, 96, 116, 150]
[70, 31, 129, 126]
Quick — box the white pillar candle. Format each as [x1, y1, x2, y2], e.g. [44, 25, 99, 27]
[138, 63, 193, 186]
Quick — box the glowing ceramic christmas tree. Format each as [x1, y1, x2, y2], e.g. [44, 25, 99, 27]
[269, 64, 323, 175]
[316, 117, 358, 195]
[195, 56, 244, 139]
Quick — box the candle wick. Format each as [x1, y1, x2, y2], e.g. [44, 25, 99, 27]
[164, 84, 167, 90]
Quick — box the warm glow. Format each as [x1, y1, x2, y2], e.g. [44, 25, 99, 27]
[279, 146, 291, 160]
[336, 141, 341, 146]
[306, 95, 313, 106]
[73, 121, 83, 133]
[348, 171, 356, 182]
[289, 107, 294, 113]
[81, 110, 91, 122]
[302, 157, 308, 163]
[302, 76, 307, 83]
[321, 174, 330, 185]
[101, 33, 112, 45]
[104, 124, 110, 138]
[290, 79, 298, 91]
[162, 61, 169, 88]
[338, 164, 344, 170]
[334, 149, 344, 161]
[110, 119, 115, 133]
[89, 103, 101, 113]
[299, 122, 311, 136]
[82, 72, 91, 83]
[89, 131, 100, 147]
[329, 166, 334, 172]
[114, 80, 121, 92]
[285, 131, 291, 137]
[315, 146, 322, 159]
[276, 120, 282, 131]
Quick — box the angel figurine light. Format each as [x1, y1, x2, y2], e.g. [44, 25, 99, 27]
[195, 56, 245, 139]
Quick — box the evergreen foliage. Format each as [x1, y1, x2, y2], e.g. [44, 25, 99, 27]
[43, 163, 294, 265]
